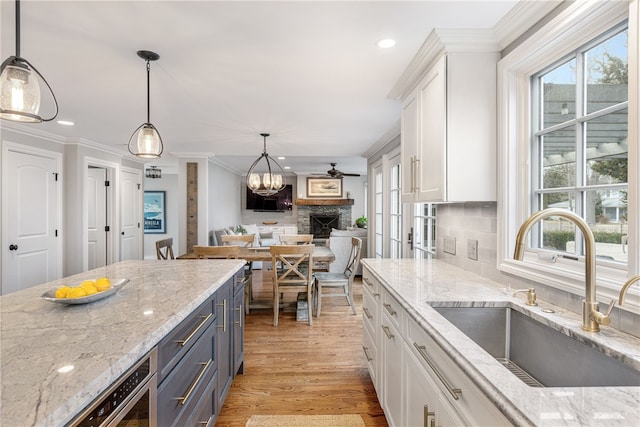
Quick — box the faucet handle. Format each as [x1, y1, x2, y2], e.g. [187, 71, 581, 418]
[604, 299, 616, 317]
[513, 288, 538, 306]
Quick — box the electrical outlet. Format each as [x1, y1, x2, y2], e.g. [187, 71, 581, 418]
[467, 239, 478, 260]
[443, 236, 456, 255]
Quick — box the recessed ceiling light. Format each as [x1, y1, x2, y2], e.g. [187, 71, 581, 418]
[376, 38, 396, 49]
[57, 120, 74, 126]
[284, 166, 291, 170]
[278, 156, 285, 160]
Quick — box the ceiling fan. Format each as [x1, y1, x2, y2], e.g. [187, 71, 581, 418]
[312, 163, 361, 178]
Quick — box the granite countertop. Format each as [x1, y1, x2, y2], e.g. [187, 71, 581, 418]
[0, 259, 244, 427]
[361, 258, 640, 427]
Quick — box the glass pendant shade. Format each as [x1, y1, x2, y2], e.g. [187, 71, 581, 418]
[128, 50, 163, 158]
[129, 123, 163, 159]
[0, 1, 58, 123]
[246, 133, 286, 197]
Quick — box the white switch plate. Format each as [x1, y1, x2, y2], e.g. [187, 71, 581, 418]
[467, 239, 478, 260]
[443, 236, 456, 255]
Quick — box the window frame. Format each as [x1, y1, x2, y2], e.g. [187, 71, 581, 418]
[497, 0, 639, 309]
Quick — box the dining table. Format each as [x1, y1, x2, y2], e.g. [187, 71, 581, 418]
[178, 245, 336, 312]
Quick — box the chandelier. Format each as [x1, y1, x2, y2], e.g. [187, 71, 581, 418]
[0, 0, 59, 122]
[145, 166, 161, 179]
[246, 133, 286, 197]
[128, 50, 163, 158]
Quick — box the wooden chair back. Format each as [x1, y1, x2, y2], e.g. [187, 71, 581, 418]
[155, 238, 175, 260]
[344, 237, 363, 277]
[193, 245, 240, 259]
[270, 244, 315, 326]
[220, 234, 255, 247]
[278, 234, 313, 245]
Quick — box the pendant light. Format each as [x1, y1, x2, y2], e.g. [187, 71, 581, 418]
[0, 0, 59, 123]
[246, 133, 286, 197]
[128, 50, 163, 159]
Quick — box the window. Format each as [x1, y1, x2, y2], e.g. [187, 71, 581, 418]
[497, 1, 637, 305]
[531, 26, 628, 265]
[413, 203, 436, 258]
[374, 165, 383, 258]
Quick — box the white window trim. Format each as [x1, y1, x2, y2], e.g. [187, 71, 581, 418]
[497, 0, 639, 310]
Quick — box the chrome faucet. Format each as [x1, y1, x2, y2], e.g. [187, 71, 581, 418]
[513, 208, 613, 332]
[619, 276, 640, 306]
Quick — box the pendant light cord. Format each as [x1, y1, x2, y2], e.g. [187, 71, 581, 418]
[15, 0, 21, 57]
[146, 60, 151, 123]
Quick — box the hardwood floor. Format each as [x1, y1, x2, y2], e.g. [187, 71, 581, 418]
[217, 269, 388, 426]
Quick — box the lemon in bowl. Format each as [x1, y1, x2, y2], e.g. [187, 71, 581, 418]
[95, 277, 111, 292]
[67, 287, 88, 298]
[54, 286, 72, 299]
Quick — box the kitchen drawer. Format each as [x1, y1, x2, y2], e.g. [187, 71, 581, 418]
[407, 316, 510, 426]
[362, 322, 378, 393]
[158, 321, 216, 427]
[158, 297, 215, 383]
[382, 289, 403, 331]
[362, 282, 377, 336]
[362, 268, 380, 297]
[234, 270, 249, 296]
[180, 370, 218, 427]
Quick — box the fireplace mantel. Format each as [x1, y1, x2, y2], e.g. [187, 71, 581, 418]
[295, 198, 354, 206]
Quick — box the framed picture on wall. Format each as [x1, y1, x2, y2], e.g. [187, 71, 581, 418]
[144, 191, 166, 234]
[306, 177, 343, 198]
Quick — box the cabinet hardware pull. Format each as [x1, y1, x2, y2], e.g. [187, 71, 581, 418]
[362, 346, 373, 362]
[363, 307, 373, 319]
[373, 292, 380, 298]
[217, 299, 227, 332]
[383, 303, 397, 316]
[423, 404, 435, 427]
[382, 325, 394, 339]
[411, 156, 416, 193]
[235, 304, 242, 328]
[176, 359, 212, 405]
[198, 415, 214, 427]
[414, 342, 462, 400]
[414, 157, 420, 192]
[363, 278, 373, 288]
[176, 314, 212, 347]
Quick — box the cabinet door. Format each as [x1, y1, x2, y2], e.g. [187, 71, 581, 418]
[233, 278, 245, 376]
[381, 317, 402, 427]
[216, 279, 233, 409]
[401, 88, 419, 202]
[417, 55, 447, 202]
[404, 343, 440, 427]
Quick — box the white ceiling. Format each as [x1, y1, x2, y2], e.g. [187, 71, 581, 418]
[1, 0, 524, 176]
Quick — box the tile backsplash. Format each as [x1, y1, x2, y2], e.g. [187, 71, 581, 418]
[436, 202, 639, 338]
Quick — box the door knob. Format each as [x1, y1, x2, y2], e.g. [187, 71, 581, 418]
[9, 244, 18, 251]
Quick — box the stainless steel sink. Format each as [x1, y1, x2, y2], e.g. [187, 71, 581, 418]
[431, 306, 640, 388]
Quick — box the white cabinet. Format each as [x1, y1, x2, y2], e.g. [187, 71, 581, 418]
[398, 30, 499, 203]
[362, 265, 510, 427]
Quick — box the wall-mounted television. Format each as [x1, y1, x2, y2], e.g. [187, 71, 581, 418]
[246, 184, 293, 212]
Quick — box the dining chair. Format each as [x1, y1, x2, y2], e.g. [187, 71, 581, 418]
[314, 237, 362, 316]
[220, 234, 255, 247]
[278, 234, 314, 245]
[193, 245, 240, 259]
[270, 244, 315, 326]
[155, 238, 175, 260]
[221, 234, 255, 314]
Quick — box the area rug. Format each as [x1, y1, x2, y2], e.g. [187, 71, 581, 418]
[245, 414, 365, 427]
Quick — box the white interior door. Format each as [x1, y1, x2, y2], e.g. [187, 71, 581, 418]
[2, 147, 61, 295]
[120, 169, 143, 261]
[87, 167, 107, 269]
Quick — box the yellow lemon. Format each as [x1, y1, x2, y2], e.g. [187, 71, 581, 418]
[83, 284, 98, 295]
[95, 277, 111, 292]
[80, 280, 95, 289]
[55, 286, 71, 299]
[67, 287, 87, 298]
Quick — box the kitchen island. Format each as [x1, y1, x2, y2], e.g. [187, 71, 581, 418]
[362, 258, 640, 427]
[0, 259, 245, 426]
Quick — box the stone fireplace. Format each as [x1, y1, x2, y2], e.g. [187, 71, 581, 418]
[295, 199, 354, 238]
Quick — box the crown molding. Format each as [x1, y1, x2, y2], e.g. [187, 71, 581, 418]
[0, 122, 66, 145]
[363, 120, 400, 159]
[493, 0, 566, 51]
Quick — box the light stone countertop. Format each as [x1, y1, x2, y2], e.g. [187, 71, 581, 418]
[361, 258, 640, 427]
[0, 259, 245, 427]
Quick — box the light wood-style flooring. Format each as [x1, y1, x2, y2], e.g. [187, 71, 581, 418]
[216, 269, 388, 426]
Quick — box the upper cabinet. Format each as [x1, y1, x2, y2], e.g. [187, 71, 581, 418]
[393, 29, 499, 203]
